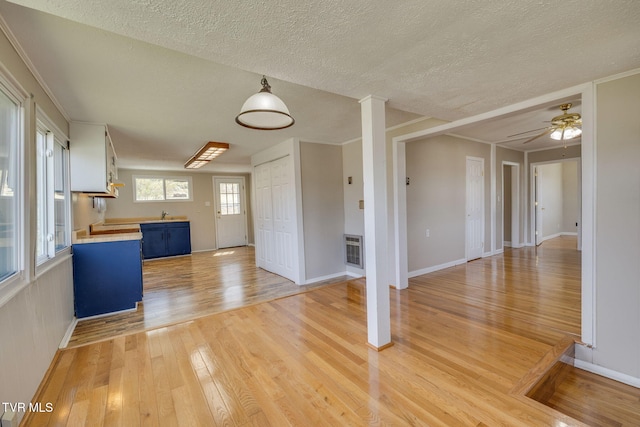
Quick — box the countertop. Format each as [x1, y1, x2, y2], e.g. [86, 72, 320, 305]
[103, 216, 189, 225]
[72, 216, 189, 244]
[72, 229, 142, 244]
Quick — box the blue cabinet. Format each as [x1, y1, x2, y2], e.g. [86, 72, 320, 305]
[140, 221, 191, 259]
[73, 239, 143, 318]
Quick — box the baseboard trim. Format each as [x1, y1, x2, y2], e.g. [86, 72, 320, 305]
[485, 248, 504, 256]
[346, 271, 364, 279]
[75, 304, 138, 322]
[58, 317, 78, 349]
[408, 258, 467, 278]
[540, 232, 578, 243]
[304, 271, 350, 285]
[573, 359, 640, 389]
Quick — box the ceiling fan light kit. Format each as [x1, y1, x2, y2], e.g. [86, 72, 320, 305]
[550, 125, 582, 141]
[235, 76, 295, 130]
[510, 103, 583, 145]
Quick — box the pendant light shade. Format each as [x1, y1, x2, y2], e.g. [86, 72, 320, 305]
[235, 76, 294, 130]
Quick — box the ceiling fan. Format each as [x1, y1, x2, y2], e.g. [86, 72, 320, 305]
[507, 103, 582, 144]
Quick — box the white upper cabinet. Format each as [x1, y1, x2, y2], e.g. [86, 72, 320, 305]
[70, 122, 118, 196]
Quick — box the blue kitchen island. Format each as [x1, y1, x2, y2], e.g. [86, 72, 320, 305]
[72, 231, 143, 319]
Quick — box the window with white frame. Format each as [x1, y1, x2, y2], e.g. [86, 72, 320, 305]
[36, 118, 70, 266]
[218, 182, 241, 215]
[0, 82, 21, 283]
[133, 175, 192, 202]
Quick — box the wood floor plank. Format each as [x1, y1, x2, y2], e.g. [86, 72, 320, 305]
[67, 247, 347, 348]
[24, 237, 640, 426]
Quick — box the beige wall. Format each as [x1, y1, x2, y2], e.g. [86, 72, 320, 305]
[72, 192, 105, 232]
[584, 72, 640, 379]
[300, 142, 345, 280]
[536, 160, 579, 239]
[0, 26, 74, 421]
[342, 117, 447, 277]
[342, 139, 364, 240]
[562, 160, 579, 233]
[527, 145, 581, 243]
[405, 134, 491, 272]
[538, 162, 564, 239]
[106, 169, 253, 252]
[503, 165, 512, 242]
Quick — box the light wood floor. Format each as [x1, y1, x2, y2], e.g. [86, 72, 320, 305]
[68, 246, 347, 347]
[26, 236, 640, 426]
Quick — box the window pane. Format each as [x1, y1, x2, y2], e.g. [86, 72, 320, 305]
[166, 179, 189, 200]
[0, 89, 18, 281]
[135, 178, 164, 201]
[36, 130, 47, 261]
[54, 142, 69, 251]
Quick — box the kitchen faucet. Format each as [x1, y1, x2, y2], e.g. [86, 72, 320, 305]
[161, 210, 169, 220]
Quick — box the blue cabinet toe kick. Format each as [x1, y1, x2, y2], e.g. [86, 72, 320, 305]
[73, 239, 143, 319]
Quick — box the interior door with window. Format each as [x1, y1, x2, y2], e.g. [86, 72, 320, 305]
[214, 177, 247, 249]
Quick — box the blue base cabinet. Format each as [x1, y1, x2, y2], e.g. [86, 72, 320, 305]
[73, 239, 143, 318]
[140, 221, 191, 259]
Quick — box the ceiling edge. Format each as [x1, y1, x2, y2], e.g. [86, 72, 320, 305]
[0, 11, 70, 121]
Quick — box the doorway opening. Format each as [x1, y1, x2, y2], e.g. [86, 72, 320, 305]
[502, 162, 521, 248]
[530, 159, 581, 249]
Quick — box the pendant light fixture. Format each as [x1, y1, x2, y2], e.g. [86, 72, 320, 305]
[235, 76, 294, 130]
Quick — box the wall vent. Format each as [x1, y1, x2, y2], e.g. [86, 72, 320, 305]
[345, 234, 363, 268]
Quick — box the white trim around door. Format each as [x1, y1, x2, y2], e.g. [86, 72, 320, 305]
[213, 176, 248, 249]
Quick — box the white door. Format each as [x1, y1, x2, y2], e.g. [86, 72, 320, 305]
[255, 163, 274, 271]
[214, 177, 248, 248]
[254, 156, 296, 281]
[466, 157, 484, 260]
[271, 156, 295, 277]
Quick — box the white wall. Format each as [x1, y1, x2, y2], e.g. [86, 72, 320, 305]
[576, 72, 640, 383]
[0, 23, 74, 422]
[300, 142, 345, 281]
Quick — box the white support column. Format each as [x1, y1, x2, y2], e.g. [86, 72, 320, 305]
[360, 95, 392, 350]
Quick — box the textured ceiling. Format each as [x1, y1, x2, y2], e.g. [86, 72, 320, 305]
[2, 0, 640, 170]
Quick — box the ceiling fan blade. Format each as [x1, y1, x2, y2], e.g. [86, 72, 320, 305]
[507, 126, 551, 138]
[523, 128, 554, 144]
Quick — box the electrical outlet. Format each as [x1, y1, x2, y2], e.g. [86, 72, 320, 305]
[425, 229, 430, 238]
